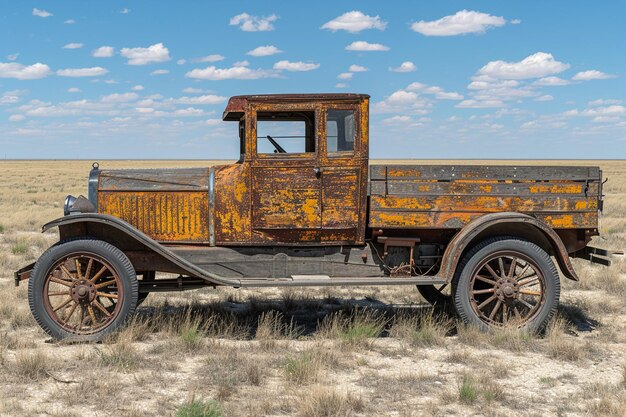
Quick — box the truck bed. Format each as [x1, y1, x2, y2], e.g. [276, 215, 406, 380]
[368, 165, 602, 230]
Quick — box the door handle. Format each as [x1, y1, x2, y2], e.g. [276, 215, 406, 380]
[314, 167, 322, 178]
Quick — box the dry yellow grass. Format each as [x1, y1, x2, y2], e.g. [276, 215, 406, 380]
[0, 159, 625, 416]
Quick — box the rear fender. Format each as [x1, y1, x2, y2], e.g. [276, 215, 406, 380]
[439, 212, 579, 282]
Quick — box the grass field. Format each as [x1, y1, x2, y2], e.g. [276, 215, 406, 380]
[0, 160, 625, 417]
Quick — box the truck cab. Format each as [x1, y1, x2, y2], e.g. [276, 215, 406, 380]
[217, 94, 370, 246]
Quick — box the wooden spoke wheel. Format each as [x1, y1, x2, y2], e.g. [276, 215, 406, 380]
[453, 237, 560, 332]
[43, 253, 123, 335]
[29, 239, 138, 341]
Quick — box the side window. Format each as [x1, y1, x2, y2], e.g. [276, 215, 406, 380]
[256, 111, 315, 155]
[327, 109, 355, 154]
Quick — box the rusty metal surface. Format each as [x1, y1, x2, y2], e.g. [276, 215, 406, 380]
[216, 95, 370, 246]
[97, 168, 210, 242]
[369, 164, 602, 230]
[438, 212, 581, 282]
[223, 93, 370, 121]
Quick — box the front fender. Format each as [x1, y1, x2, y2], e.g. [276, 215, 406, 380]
[42, 214, 241, 287]
[439, 212, 579, 282]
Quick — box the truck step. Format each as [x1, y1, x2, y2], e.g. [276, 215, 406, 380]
[235, 276, 447, 288]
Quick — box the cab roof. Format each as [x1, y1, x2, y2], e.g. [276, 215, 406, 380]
[222, 93, 370, 121]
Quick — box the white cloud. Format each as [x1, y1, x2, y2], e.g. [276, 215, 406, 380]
[0, 62, 52, 80]
[194, 54, 225, 63]
[186, 65, 275, 80]
[478, 52, 569, 80]
[336, 83, 348, 88]
[0, 90, 26, 104]
[568, 105, 626, 117]
[383, 115, 411, 124]
[338, 72, 353, 80]
[572, 70, 615, 81]
[63, 43, 83, 49]
[32, 8, 52, 18]
[175, 95, 226, 105]
[183, 87, 204, 94]
[233, 60, 249, 67]
[229, 13, 277, 32]
[177, 59, 186, 65]
[407, 82, 463, 100]
[67, 87, 81, 93]
[390, 61, 417, 72]
[534, 94, 554, 102]
[101, 92, 138, 103]
[411, 10, 506, 36]
[349, 64, 368, 72]
[120, 8, 131, 14]
[247, 45, 282, 57]
[534, 76, 570, 86]
[150, 69, 169, 75]
[64, 19, 75, 24]
[174, 107, 205, 116]
[321, 11, 387, 33]
[92, 46, 115, 58]
[7, 54, 19, 61]
[273, 60, 319, 71]
[373, 90, 431, 114]
[121, 43, 170, 65]
[345, 41, 389, 52]
[456, 99, 506, 108]
[131, 85, 144, 91]
[511, 19, 522, 25]
[9, 114, 25, 122]
[57, 67, 108, 77]
[588, 99, 622, 107]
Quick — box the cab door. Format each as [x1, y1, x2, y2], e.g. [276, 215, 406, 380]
[320, 102, 368, 244]
[249, 104, 322, 244]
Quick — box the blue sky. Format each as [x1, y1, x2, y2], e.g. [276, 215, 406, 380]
[1, 1, 625, 159]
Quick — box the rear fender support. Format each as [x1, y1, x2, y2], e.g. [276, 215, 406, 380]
[439, 212, 579, 282]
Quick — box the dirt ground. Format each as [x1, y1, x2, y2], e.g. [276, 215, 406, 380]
[0, 160, 624, 417]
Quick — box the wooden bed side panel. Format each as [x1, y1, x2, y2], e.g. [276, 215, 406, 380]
[368, 164, 602, 230]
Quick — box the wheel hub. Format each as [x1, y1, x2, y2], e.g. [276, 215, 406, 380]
[70, 280, 96, 304]
[495, 278, 518, 301]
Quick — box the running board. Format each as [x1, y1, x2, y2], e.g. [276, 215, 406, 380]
[235, 275, 447, 288]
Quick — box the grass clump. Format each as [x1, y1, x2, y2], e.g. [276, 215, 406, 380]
[298, 386, 363, 417]
[389, 309, 452, 347]
[96, 339, 139, 371]
[176, 398, 222, 417]
[11, 241, 28, 255]
[546, 316, 587, 361]
[318, 309, 387, 347]
[0, 224, 4, 233]
[459, 374, 479, 404]
[14, 350, 51, 380]
[285, 351, 322, 384]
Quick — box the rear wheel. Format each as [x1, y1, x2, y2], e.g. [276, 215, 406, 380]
[28, 239, 138, 341]
[453, 237, 560, 332]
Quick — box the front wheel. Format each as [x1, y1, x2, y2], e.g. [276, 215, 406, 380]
[453, 237, 560, 333]
[28, 239, 138, 341]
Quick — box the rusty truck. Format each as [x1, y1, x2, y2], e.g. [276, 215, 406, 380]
[15, 93, 615, 341]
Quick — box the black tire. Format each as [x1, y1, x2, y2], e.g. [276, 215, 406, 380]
[417, 284, 454, 312]
[28, 239, 138, 342]
[136, 292, 149, 307]
[452, 237, 560, 333]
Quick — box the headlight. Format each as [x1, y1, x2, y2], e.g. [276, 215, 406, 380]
[63, 195, 96, 216]
[64, 195, 77, 216]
